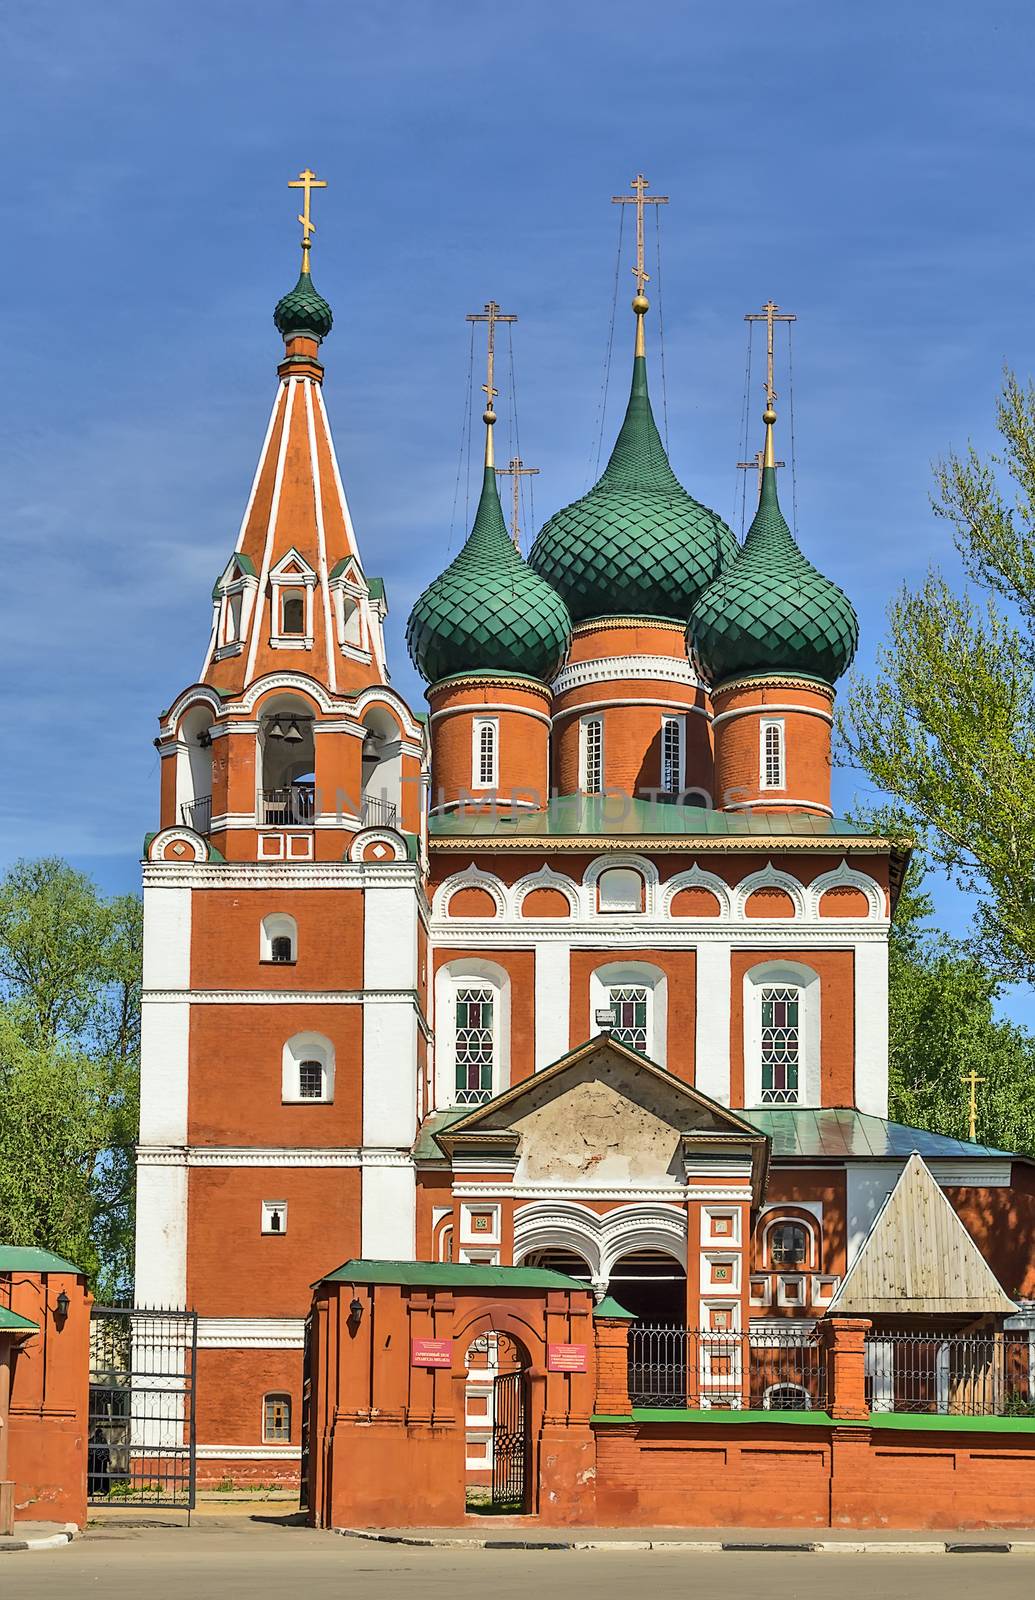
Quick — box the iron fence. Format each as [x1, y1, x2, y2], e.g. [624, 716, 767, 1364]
[89, 1306, 197, 1510]
[865, 1331, 1035, 1417]
[362, 794, 398, 828]
[179, 795, 212, 834]
[628, 1324, 827, 1411]
[259, 785, 315, 826]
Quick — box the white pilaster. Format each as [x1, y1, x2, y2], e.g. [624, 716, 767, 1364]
[362, 881, 420, 1147]
[361, 1162, 416, 1258]
[854, 939, 889, 1118]
[139, 1001, 190, 1145]
[694, 942, 731, 1104]
[534, 942, 570, 1071]
[134, 1157, 188, 1307]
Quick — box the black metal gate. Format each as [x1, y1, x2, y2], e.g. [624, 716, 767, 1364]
[88, 1306, 198, 1510]
[491, 1369, 529, 1511]
[298, 1311, 313, 1512]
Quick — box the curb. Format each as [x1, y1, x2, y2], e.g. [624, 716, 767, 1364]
[0, 1524, 78, 1554]
[335, 1527, 1035, 1554]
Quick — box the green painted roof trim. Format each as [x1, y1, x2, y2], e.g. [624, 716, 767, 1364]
[689, 463, 858, 686]
[317, 1257, 591, 1291]
[0, 1306, 39, 1332]
[740, 1107, 1017, 1161]
[0, 1246, 83, 1274]
[366, 576, 385, 601]
[407, 464, 572, 684]
[430, 794, 875, 840]
[529, 350, 736, 623]
[593, 1296, 635, 1320]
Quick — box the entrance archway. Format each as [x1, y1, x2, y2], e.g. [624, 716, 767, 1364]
[607, 1248, 687, 1324]
[521, 1247, 593, 1285]
[462, 1330, 531, 1514]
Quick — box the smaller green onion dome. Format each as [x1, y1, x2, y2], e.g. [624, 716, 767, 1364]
[688, 456, 858, 687]
[274, 261, 333, 342]
[407, 465, 573, 686]
[528, 350, 737, 623]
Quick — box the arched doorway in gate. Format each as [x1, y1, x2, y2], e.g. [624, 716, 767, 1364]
[462, 1330, 532, 1515]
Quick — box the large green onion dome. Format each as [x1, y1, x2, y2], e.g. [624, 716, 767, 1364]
[527, 346, 737, 623]
[688, 414, 858, 687]
[274, 253, 333, 342]
[407, 459, 573, 686]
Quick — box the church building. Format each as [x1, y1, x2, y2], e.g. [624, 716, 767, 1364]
[135, 173, 1035, 1487]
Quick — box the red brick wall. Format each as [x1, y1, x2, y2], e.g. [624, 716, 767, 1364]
[190, 889, 364, 990]
[193, 1347, 303, 1487]
[569, 948, 697, 1082]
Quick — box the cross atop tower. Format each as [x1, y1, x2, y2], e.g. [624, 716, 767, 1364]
[612, 173, 669, 304]
[466, 301, 518, 465]
[962, 1067, 986, 1143]
[744, 299, 796, 410]
[288, 167, 327, 255]
[495, 457, 540, 549]
[737, 447, 785, 494]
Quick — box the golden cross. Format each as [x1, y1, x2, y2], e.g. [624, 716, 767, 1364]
[962, 1067, 986, 1143]
[288, 168, 328, 248]
[738, 448, 785, 493]
[465, 301, 518, 417]
[612, 173, 669, 300]
[744, 299, 796, 409]
[495, 457, 540, 548]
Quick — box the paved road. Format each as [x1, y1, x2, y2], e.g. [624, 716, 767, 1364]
[7, 1517, 1035, 1600]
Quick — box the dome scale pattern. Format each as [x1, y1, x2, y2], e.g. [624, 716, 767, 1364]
[407, 465, 573, 686]
[688, 463, 858, 687]
[528, 351, 737, 622]
[274, 266, 334, 342]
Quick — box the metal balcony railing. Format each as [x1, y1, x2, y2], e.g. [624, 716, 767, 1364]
[180, 795, 212, 834]
[259, 786, 315, 827]
[362, 795, 398, 828]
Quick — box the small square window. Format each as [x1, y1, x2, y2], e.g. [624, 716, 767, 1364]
[261, 1201, 287, 1235]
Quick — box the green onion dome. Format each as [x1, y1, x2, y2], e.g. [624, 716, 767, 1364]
[688, 450, 858, 687]
[274, 260, 333, 342]
[407, 464, 573, 686]
[527, 350, 737, 623]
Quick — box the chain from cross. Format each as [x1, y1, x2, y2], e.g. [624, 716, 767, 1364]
[466, 301, 517, 416]
[744, 299, 796, 409]
[962, 1067, 986, 1143]
[288, 168, 328, 248]
[737, 448, 786, 494]
[612, 173, 668, 299]
[495, 457, 540, 548]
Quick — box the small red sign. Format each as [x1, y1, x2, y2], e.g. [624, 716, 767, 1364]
[547, 1342, 587, 1373]
[411, 1338, 453, 1368]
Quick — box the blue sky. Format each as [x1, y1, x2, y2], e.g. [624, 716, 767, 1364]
[1, 2, 1031, 1016]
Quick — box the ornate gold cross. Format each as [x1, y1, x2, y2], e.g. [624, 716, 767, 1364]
[962, 1067, 986, 1143]
[288, 168, 328, 248]
[495, 456, 540, 548]
[612, 173, 669, 301]
[744, 299, 796, 409]
[466, 301, 518, 419]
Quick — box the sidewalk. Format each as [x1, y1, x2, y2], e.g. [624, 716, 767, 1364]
[0, 1522, 77, 1553]
[336, 1523, 1035, 1553]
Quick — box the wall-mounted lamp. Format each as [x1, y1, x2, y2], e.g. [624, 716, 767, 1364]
[348, 1296, 363, 1325]
[54, 1289, 70, 1322]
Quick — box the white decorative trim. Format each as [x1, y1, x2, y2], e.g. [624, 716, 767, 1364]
[302, 378, 339, 695]
[743, 959, 821, 1109]
[245, 377, 296, 684]
[431, 923, 888, 946]
[734, 863, 807, 919]
[430, 701, 552, 728]
[726, 799, 835, 816]
[141, 988, 423, 1006]
[197, 1317, 306, 1349]
[513, 1198, 688, 1280]
[660, 865, 733, 918]
[553, 695, 711, 725]
[552, 655, 706, 694]
[135, 1145, 416, 1168]
[146, 828, 208, 864]
[162, 684, 225, 738]
[195, 1444, 302, 1461]
[512, 865, 579, 917]
[347, 829, 409, 863]
[808, 859, 886, 920]
[582, 852, 660, 917]
[433, 864, 507, 919]
[712, 702, 833, 729]
[142, 861, 425, 891]
[456, 1183, 747, 1201]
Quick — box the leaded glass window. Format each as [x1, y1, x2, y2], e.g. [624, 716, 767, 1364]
[770, 1221, 808, 1266]
[474, 719, 497, 788]
[263, 1393, 291, 1442]
[455, 986, 495, 1104]
[661, 716, 682, 793]
[760, 986, 799, 1103]
[299, 1059, 324, 1099]
[762, 721, 784, 788]
[581, 717, 603, 794]
[609, 985, 648, 1054]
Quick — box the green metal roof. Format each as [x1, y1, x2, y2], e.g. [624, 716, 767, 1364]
[740, 1108, 1016, 1162]
[407, 464, 572, 685]
[274, 263, 333, 342]
[317, 1258, 589, 1290]
[689, 460, 858, 686]
[0, 1306, 39, 1333]
[528, 349, 736, 623]
[430, 794, 876, 841]
[0, 1247, 83, 1274]
[366, 576, 385, 602]
[413, 1106, 469, 1160]
[593, 1296, 635, 1320]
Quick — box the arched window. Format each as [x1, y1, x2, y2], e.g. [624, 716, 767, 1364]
[176, 703, 215, 834]
[759, 985, 800, 1103]
[770, 1221, 808, 1268]
[763, 1383, 810, 1411]
[580, 716, 604, 794]
[281, 589, 305, 635]
[472, 718, 498, 790]
[660, 715, 684, 794]
[744, 963, 820, 1108]
[282, 1032, 334, 1104]
[590, 962, 667, 1065]
[263, 1393, 291, 1442]
[260, 913, 298, 964]
[435, 960, 510, 1108]
[597, 868, 643, 913]
[760, 719, 785, 790]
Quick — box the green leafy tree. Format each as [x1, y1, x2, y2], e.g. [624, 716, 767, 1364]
[841, 370, 1035, 980]
[0, 859, 141, 1297]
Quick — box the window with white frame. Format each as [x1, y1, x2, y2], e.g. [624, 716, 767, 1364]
[472, 718, 498, 790]
[282, 1032, 334, 1104]
[660, 715, 684, 793]
[609, 985, 649, 1053]
[580, 716, 604, 794]
[263, 1393, 291, 1442]
[454, 986, 496, 1104]
[760, 718, 785, 789]
[281, 588, 305, 635]
[261, 1200, 288, 1235]
[260, 913, 297, 964]
[759, 985, 800, 1103]
[597, 867, 643, 913]
[769, 1220, 809, 1267]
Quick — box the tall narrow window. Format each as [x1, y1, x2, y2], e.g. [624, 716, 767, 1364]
[455, 986, 495, 1104]
[759, 986, 800, 1103]
[298, 1059, 324, 1099]
[581, 716, 603, 794]
[761, 719, 785, 789]
[263, 1393, 291, 1442]
[660, 715, 683, 793]
[609, 985, 648, 1053]
[472, 718, 498, 789]
[281, 589, 305, 635]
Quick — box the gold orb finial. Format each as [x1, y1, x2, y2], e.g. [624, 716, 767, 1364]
[632, 294, 649, 315]
[483, 407, 496, 426]
[763, 405, 777, 425]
